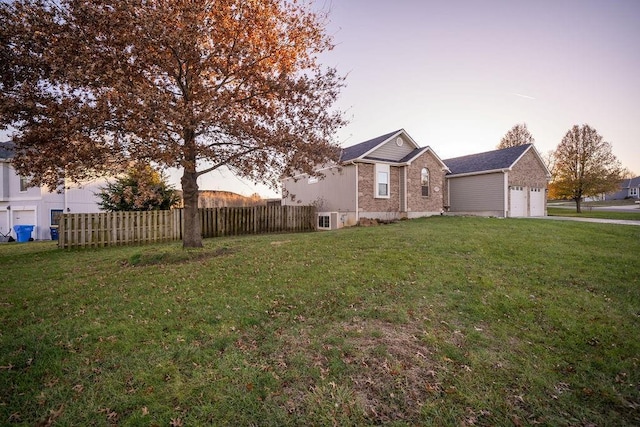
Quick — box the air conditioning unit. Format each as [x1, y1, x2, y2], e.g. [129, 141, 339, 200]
[317, 212, 339, 230]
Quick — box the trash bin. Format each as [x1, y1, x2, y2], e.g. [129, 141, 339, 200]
[50, 227, 59, 241]
[14, 225, 34, 242]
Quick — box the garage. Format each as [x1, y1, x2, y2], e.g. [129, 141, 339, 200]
[509, 186, 526, 217]
[12, 208, 36, 239]
[529, 188, 546, 217]
[444, 144, 551, 218]
[0, 210, 8, 238]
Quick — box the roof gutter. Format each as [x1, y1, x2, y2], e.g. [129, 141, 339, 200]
[446, 168, 510, 179]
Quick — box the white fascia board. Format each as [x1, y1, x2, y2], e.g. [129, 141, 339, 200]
[446, 169, 510, 179]
[511, 145, 552, 180]
[358, 129, 420, 160]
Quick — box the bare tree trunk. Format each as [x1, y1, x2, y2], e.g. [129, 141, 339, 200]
[181, 170, 202, 248]
[574, 197, 582, 213]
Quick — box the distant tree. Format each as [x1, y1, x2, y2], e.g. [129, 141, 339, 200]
[497, 123, 535, 149]
[97, 165, 179, 212]
[0, 0, 346, 248]
[550, 124, 624, 212]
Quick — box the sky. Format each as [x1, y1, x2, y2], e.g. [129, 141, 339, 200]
[5, 0, 639, 197]
[195, 0, 640, 197]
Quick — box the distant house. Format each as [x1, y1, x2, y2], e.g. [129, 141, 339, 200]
[606, 176, 640, 200]
[281, 129, 450, 229]
[0, 141, 108, 240]
[443, 144, 552, 217]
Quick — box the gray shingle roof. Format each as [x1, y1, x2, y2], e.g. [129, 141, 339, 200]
[444, 144, 532, 175]
[340, 129, 402, 162]
[0, 141, 15, 159]
[621, 176, 640, 188]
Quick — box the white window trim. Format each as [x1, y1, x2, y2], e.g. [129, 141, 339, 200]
[375, 163, 390, 199]
[630, 187, 638, 197]
[19, 176, 30, 192]
[318, 214, 330, 229]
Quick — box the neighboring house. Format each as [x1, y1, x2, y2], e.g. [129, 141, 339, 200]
[281, 129, 450, 229]
[443, 144, 551, 217]
[605, 176, 640, 200]
[0, 141, 108, 240]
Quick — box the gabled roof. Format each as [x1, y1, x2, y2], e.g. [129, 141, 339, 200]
[0, 141, 15, 160]
[620, 176, 640, 188]
[339, 129, 449, 170]
[340, 129, 404, 163]
[444, 144, 538, 176]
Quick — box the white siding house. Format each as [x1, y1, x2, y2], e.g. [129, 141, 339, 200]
[0, 142, 108, 240]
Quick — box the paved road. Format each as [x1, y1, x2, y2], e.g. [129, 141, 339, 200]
[535, 216, 640, 226]
[549, 204, 640, 214]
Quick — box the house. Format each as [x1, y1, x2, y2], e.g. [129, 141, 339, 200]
[281, 129, 450, 229]
[443, 144, 551, 217]
[605, 176, 640, 200]
[0, 141, 108, 240]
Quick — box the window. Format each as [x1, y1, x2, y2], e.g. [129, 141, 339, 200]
[19, 176, 30, 192]
[421, 168, 430, 197]
[375, 164, 390, 198]
[630, 188, 638, 197]
[308, 176, 318, 184]
[51, 209, 63, 226]
[318, 215, 330, 229]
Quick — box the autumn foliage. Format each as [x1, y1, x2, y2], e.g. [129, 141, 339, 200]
[497, 123, 535, 149]
[550, 124, 624, 212]
[0, 0, 346, 247]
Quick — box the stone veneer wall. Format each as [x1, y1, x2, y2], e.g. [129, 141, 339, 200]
[508, 150, 548, 188]
[405, 151, 446, 213]
[357, 163, 400, 214]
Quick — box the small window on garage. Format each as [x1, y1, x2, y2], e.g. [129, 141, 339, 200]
[421, 168, 430, 197]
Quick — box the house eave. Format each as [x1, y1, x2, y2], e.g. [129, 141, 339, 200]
[446, 168, 510, 179]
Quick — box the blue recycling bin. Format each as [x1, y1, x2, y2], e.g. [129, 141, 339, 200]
[50, 227, 59, 241]
[14, 225, 34, 242]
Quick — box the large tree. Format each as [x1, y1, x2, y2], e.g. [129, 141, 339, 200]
[497, 123, 535, 149]
[551, 124, 624, 212]
[0, 0, 346, 247]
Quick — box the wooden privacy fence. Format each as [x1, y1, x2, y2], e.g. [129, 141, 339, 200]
[58, 205, 316, 249]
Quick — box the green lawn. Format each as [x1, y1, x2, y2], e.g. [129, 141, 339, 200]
[1, 217, 639, 426]
[548, 207, 640, 221]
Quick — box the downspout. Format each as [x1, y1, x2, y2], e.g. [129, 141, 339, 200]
[64, 176, 68, 213]
[503, 171, 509, 217]
[354, 163, 359, 223]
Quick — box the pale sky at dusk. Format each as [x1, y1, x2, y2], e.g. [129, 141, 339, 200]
[3, 1, 638, 197]
[323, 0, 639, 167]
[201, 0, 640, 197]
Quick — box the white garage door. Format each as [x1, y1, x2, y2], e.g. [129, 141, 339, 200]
[529, 188, 545, 217]
[509, 186, 526, 217]
[0, 211, 8, 236]
[12, 209, 36, 225]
